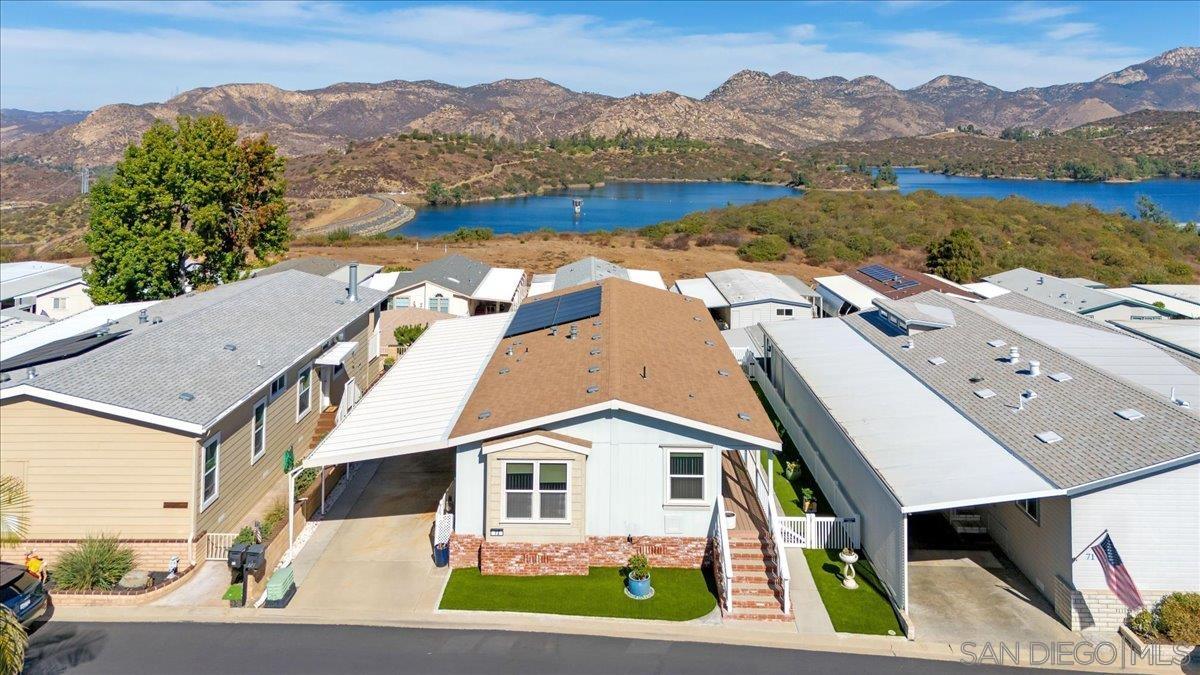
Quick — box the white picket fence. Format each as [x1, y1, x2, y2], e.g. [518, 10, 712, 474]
[434, 481, 454, 547]
[205, 532, 237, 560]
[778, 513, 860, 550]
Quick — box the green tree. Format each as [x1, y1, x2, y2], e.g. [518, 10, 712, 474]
[1136, 196, 1174, 226]
[393, 324, 427, 350]
[874, 162, 897, 187]
[926, 228, 984, 283]
[84, 115, 289, 302]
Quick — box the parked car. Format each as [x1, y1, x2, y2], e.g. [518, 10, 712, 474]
[0, 562, 49, 627]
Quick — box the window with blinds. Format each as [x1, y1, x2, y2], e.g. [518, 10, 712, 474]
[503, 461, 569, 521]
[667, 451, 705, 502]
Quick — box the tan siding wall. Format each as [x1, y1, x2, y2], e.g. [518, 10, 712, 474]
[194, 313, 376, 535]
[485, 443, 586, 544]
[981, 496, 1072, 600]
[0, 399, 195, 540]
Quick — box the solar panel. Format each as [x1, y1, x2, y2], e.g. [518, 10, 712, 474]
[0, 329, 130, 373]
[858, 264, 920, 291]
[892, 279, 920, 291]
[504, 286, 603, 337]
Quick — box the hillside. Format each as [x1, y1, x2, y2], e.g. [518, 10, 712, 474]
[4, 48, 1197, 168]
[804, 110, 1200, 181]
[642, 190, 1199, 287]
[0, 108, 89, 144]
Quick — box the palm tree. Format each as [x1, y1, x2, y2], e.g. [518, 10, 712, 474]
[0, 476, 32, 674]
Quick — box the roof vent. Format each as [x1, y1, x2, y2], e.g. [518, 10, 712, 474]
[138, 309, 149, 324]
[591, 334, 601, 341]
[1013, 389, 1038, 412]
[1036, 276, 1045, 285]
[179, 392, 195, 401]
[968, 374, 984, 383]
[717, 369, 730, 377]
[499, 367, 510, 375]
[902, 338, 914, 350]
[588, 366, 600, 373]
[737, 412, 751, 421]
[987, 339, 1006, 348]
[1025, 360, 1040, 377]
[704, 340, 716, 347]
[974, 389, 996, 399]
[26, 367, 37, 380]
[589, 348, 601, 356]
[927, 356, 946, 366]
[1035, 431, 1062, 444]
[152, 316, 163, 324]
[477, 410, 491, 420]
[1115, 409, 1144, 421]
[593, 320, 602, 327]
[1008, 346, 1020, 363]
[693, 316, 702, 321]
[1170, 387, 1191, 408]
[567, 324, 579, 340]
[1049, 372, 1072, 382]
[224, 343, 237, 351]
[550, 326, 559, 336]
[586, 385, 599, 394]
[505, 346, 514, 357]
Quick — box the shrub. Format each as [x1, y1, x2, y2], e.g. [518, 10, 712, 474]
[627, 554, 650, 581]
[443, 227, 493, 242]
[325, 228, 351, 243]
[653, 233, 691, 251]
[394, 324, 427, 349]
[1126, 609, 1156, 638]
[233, 527, 256, 546]
[53, 536, 136, 590]
[261, 499, 288, 541]
[294, 468, 318, 496]
[384, 356, 396, 370]
[1156, 592, 1200, 644]
[737, 234, 788, 262]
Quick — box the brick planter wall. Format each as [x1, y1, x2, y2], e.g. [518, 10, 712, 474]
[1, 539, 192, 570]
[449, 534, 482, 569]
[466, 535, 710, 576]
[586, 536, 708, 569]
[481, 542, 589, 576]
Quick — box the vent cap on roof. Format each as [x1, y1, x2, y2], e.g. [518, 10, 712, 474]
[974, 389, 996, 399]
[927, 356, 946, 366]
[1049, 372, 1072, 382]
[987, 339, 1006, 348]
[1035, 431, 1062, 444]
[737, 412, 751, 421]
[1115, 409, 1145, 421]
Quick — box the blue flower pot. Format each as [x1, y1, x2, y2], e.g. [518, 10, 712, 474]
[628, 574, 652, 598]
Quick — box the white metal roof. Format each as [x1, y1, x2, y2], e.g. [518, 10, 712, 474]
[814, 275, 884, 312]
[762, 319, 1058, 512]
[472, 267, 525, 303]
[314, 341, 357, 366]
[1105, 287, 1200, 319]
[302, 312, 511, 468]
[673, 278, 728, 309]
[626, 269, 667, 290]
[706, 269, 812, 306]
[721, 325, 764, 362]
[0, 261, 84, 300]
[1108, 319, 1200, 360]
[1133, 284, 1200, 306]
[0, 301, 159, 357]
[958, 281, 1010, 299]
[362, 271, 399, 293]
[327, 263, 382, 286]
[977, 303, 1200, 407]
[526, 274, 556, 298]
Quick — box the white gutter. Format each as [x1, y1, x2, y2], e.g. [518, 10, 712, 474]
[1, 385, 204, 435]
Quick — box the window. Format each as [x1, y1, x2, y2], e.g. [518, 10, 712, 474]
[429, 294, 450, 313]
[269, 374, 287, 400]
[391, 297, 411, 309]
[251, 398, 267, 463]
[503, 461, 569, 521]
[201, 435, 220, 509]
[1016, 498, 1040, 523]
[296, 364, 312, 419]
[52, 297, 67, 310]
[776, 308, 793, 317]
[667, 450, 705, 503]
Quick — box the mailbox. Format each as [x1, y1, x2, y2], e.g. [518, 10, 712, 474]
[245, 544, 267, 573]
[227, 543, 249, 570]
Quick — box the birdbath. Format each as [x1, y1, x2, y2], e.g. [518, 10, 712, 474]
[838, 548, 859, 590]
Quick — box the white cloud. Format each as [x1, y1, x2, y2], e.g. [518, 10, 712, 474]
[999, 3, 1079, 24]
[1045, 22, 1097, 40]
[1, 2, 1153, 110]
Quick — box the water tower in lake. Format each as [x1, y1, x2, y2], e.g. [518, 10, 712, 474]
[572, 198, 583, 216]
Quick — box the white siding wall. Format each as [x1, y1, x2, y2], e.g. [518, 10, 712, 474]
[1070, 463, 1200, 592]
[455, 442, 487, 535]
[981, 497, 1072, 599]
[1084, 304, 1168, 322]
[34, 282, 93, 319]
[391, 282, 471, 317]
[729, 302, 812, 329]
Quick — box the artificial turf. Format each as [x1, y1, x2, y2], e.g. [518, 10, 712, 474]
[439, 566, 717, 621]
[802, 549, 903, 636]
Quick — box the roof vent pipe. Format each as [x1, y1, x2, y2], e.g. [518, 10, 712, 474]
[348, 263, 359, 302]
[1028, 360, 1040, 377]
[1009, 346, 1020, 363]
[138, 309, 148, 324]
[1170, 387, 1192, 408]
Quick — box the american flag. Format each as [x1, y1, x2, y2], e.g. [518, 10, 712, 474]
[1092, 534, 1144, 611]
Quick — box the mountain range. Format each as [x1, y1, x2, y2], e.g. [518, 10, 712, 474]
[2, 47, 1197, 167]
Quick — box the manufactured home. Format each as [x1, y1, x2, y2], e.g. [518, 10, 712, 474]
[673, 269, 818, 329]
[0, 261, 94, 320]
[527, 257, 666, 297]
[984, 268, 1182, 321]
[374, 255, 526, 316]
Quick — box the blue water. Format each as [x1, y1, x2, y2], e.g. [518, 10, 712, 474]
[894, 168, 1200, 222]
[390, 181, 800, 237]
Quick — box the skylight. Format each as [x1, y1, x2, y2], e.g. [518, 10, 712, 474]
[974, 389, 996, 399]
[1035, 431, 1063, 444]
[928, 356, 947, 366]
[1115, 409, 1145, 421]
[1048, 372, 1073, 382]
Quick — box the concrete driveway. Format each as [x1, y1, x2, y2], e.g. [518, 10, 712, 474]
[287, 450, 454, 615]
[907, 549, 1077, 644]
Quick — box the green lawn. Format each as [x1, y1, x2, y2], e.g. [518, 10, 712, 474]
[439, 567, 717, 621]
[222, 583, 244, 602]
[803, 549, 903, 636]
[751, 383, 832, 516]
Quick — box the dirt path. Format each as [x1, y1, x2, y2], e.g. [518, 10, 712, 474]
[448, 159, 534, 189]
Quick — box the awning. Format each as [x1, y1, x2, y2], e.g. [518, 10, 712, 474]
[315, 341, 357, 366]
[302, 312, 512, 468]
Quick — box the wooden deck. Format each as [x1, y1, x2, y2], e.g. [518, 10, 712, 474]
[721, 451, 770, 537]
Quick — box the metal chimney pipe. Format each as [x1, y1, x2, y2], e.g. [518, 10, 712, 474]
[348, 263, 359, 302]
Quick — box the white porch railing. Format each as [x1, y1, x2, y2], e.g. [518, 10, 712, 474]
[737, 449, 791, 615]
[434, 481, 454, 547]
[335, 378, 362, 425]
[369, 327, 381, 360]
[712, 501, 734, 614]
[206, 532, 237, 560]
[778, 513, 860, 550]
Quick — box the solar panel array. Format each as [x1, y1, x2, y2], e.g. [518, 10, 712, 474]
[504, 285, 603, 338]
[0, 329, 130, 373]
[859, 264, 920, 291]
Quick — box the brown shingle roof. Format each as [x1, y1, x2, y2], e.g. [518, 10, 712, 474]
[847, 264, 982, 301]
[449, 278, 780, 447]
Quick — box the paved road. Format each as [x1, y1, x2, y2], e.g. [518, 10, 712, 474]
[24, 622, 1039, 674]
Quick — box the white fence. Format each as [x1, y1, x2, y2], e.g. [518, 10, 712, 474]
[778, 514, 860, 550]
[369, 327, 381, 361]
[206, 532, 237, 560]
[737, 449, 791, 614]
[712, 501, 734, 615]
[434, 481, 454, 547]
[335, 378, 362, 426]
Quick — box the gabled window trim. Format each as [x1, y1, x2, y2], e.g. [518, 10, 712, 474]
[250, 396, 268, 465]
[499, 459, 571, 524]
[200, 433, 221, 512]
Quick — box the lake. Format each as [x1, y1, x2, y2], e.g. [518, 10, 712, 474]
[389, 181, 800, 237]
[390, 171, 1200, 237]
[894, 168, 1200, 223]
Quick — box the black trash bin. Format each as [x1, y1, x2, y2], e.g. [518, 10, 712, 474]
[434, 543, 449, 567]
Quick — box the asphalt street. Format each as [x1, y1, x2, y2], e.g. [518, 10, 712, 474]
[23, 621, 1049, 675]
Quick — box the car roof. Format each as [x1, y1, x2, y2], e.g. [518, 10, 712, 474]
[0, 562, 29, 586]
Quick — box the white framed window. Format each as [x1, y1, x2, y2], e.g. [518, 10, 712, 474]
[392, 297, 411, 309]
[1016, 498, 1040, 524]
[430, 294, 450, 313]
[296, 363, 313, 420]
[502, 460, 569, 522]
[665, 448, 706, 504]
[251, 398, 267, 464]
[52, 297, 67, 310]
[201, 434, 220, 510]
[776, 308, 793, 317]
[269, 373, 287, 400]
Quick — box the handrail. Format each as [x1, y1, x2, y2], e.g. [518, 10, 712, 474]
[740, 449, 791, 615]
[715, 501, 734, 614]
[334, 378, 362, 426]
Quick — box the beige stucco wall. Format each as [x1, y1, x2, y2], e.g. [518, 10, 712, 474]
[0, 398, 195, 541]
[484, 442, 586, 544]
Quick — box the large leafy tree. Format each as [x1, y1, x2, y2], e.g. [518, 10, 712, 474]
[85, 115, 289, 302]
[926, 227, 984, 283]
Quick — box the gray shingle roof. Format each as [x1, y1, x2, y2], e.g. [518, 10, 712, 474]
[983, 268, 1165, 315]
[390, 255, 491, 297]
[9, 271, 384, 429]
[253, 257, 349, 278]
[554, 257, 629, 289]
[844, 291, 1200, 489]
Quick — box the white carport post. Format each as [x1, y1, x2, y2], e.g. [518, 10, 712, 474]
[286, 465, 304, 561]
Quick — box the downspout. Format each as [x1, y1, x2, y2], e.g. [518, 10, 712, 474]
[187, 438, 199, 566]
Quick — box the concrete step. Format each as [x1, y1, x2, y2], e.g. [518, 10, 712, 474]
[731, 581, 780, 596]
[724, 607, 795, 623]
[731, 570, 773, 584]
[733, 596, 786, 610]
[730, 550, 775, 562]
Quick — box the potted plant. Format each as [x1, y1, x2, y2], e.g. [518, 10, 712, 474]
[626, 554, 652, 598]
[784, 460, 801, 481]
[801, 487, 816, 513]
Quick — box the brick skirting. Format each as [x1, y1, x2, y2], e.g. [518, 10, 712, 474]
[1052, 575, 1177, 631]
[1, 539, 192, 569]
[454, 534, 709, 576]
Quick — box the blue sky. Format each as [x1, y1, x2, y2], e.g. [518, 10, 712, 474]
[1, 1, 1196, 111]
